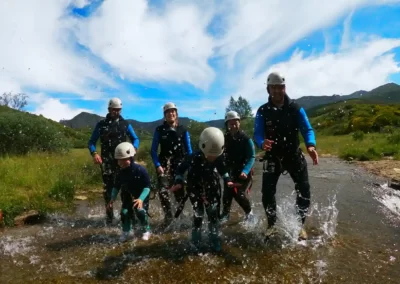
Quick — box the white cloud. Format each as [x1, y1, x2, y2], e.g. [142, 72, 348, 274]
[72, 0, 89, 9]
[0, 78, 22, 95]
[1, 0, 400, 123]
[235, 36, 400, 108]
[30, 93, 93, 122]
[75, 0, 216, 90]
[0, 0, 115, 99]
[215, 0, 400, 89]
[171, 96, 229, 121]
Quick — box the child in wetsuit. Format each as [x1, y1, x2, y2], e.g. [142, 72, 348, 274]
[108, 142, 151, 242]
[170, 127, 233, 252]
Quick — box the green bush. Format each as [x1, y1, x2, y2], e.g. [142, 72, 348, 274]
[309, 102, 400, 136]
[352, 131, 365, 141]
[48, 175, 76, 202]
[339, 147, 381, 161]
[382, 125, 395, 134]
[187, 120, 210, 152]
[0, 111, 71, 155]
[387, 131, 400, 144]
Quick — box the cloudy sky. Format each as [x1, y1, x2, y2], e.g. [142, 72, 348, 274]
[1, 0, 400, 122]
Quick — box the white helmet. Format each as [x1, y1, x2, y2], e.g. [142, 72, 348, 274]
[267, 72, 285, 85]
[225, 110, 240, 122]
[114, 142, 136, 159]
[199, 127, 225, 156]
[108, 97, 122, 109]
[163, 102, 177, 113]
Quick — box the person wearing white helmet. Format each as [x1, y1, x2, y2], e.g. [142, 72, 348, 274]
[107, 142, 151, 242]
[220, 110, 256, 224]
[88, 97, 140, 224]
[254, 71, 318, 242]
[170, 127, 234, 252]
[150, 102, 192, 228]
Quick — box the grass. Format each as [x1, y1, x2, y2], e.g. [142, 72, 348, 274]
[300, 131, 400, 161]
[0, 148, 102, 226]
[0, 139, 158, 227]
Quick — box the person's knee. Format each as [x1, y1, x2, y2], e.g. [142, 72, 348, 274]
[120, 208, 130, 221]
[135, 208, 147, 218]
[174, 188, 185, 201]
[296, 181, 310, 199]
[262, 189, 275, 204]
[193, 216, 203, 228]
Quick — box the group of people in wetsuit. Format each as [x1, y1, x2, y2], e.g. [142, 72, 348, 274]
[88, 71, 319, 252]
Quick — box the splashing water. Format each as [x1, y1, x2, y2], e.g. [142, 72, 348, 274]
[0, 236, 35, 258]
[367, 182, 400, 225]
[3, 159, 400, 283]
[310, 194, 339, 242]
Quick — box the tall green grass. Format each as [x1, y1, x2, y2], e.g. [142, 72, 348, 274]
[300, 131, 400, 161]
[0, 149, 101, 225]
[0, 139, 158, 226]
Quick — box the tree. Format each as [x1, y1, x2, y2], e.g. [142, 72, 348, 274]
[225, 95, 253, 119]
[187, 120, 209, 151]
[0, 92, 28, 110]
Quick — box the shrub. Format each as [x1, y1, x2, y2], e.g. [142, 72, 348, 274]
[0, 111, 71, 156]
[48, 174, 76, 202]
[352, 131, 365, 141]
[387, 131, 400, 144]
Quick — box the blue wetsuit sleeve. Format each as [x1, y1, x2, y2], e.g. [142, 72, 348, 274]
[127, 124, 140, 149]
[298, 107, 316, 147]
[139, 188, 150, 201]
[151, 129, 161, 168]
[254, 107, 265, 149]
[184, 131, 193, 155]
[242, 139, 255, 175]
[88, 122, 100, 155]
[138, 166, 151, 200]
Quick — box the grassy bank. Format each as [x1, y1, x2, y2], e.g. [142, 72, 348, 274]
[0, 140, 157, 227]
[0, 149, 102, 226]
[300, 131, 400, 161]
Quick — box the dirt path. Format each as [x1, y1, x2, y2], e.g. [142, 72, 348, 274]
[355, 159, 400, 181]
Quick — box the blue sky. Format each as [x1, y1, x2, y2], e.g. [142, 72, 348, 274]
[1, 0, 400, 122]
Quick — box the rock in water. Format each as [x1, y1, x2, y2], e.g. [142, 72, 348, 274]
[14, 210, 42, 226]
[74, 195, 88, 201]
[389, 179, 400, 190]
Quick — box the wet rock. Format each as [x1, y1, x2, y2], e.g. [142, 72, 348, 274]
[388, 179, 400, 190]
[74, 195, 88, 201]
[14, 210, 43, 226]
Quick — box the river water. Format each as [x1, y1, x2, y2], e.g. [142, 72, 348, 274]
[1, 158, 399, 283]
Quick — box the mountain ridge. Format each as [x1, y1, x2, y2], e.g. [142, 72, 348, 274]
[60, 82, 400, 132]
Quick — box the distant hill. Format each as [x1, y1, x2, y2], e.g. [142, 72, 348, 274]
[359, 83, 400, 103]
[294, 83, 400, 109]
[60, 82, 400, 134]
[294, 90, 367, 109]
[60, 112, 226, 133]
